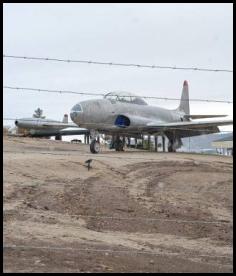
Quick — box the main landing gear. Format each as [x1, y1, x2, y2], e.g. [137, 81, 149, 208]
[55, 134, 62, 141]
[114, 137, 124, 152]
[167, 137, 182, 152]
[110, 135, 124, 152]
[168, 140, 176, 152]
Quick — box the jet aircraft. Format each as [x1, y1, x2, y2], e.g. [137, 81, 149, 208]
[70, 81, 233, 153]
[15, 114, 89, 139]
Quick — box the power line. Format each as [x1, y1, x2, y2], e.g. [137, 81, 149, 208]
[3, 86, 233, 103]
[3, 54, 233, 73]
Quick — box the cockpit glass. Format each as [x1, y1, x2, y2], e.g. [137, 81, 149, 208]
[71, 104, 82, 112]
[104, 92, 147, 105]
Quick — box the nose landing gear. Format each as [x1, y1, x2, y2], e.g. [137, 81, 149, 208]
[90, 139, 100, 154]
[89, 130, 101, 154]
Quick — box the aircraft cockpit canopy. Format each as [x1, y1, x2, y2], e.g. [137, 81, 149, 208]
[104, 92, 148, 105]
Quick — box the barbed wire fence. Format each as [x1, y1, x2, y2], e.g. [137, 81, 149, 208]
[3, 85, 233, 103]
[3, 54, 233, 73]
[3, 53, 233, 272]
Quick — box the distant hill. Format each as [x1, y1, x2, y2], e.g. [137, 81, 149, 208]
[180, 133, 233, 153]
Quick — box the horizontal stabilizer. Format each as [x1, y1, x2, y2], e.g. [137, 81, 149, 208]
[184, 114, 227, 119]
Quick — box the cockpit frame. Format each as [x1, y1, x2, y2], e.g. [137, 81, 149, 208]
[104, 92, 147, 105]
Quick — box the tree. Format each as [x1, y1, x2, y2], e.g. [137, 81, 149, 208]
[33, 108, 45, 119]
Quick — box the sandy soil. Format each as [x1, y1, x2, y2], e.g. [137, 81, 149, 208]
[3, 136, 233, 272]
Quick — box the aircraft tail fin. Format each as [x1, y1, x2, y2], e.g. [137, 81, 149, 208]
[177, 80, 190, 115]
[62, 114, 68, 123]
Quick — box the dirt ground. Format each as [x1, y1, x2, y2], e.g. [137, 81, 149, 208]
[3, 136, 233, 273]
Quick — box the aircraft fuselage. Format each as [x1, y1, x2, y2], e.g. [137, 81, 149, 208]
[70, 99, 185, 134]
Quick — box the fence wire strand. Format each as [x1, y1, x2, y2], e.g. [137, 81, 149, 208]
[3, 54, 233, 73]
[3, 85, 233, 103]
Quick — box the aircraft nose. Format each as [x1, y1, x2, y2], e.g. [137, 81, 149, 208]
[70, 103, 83, 122]
[70, 111, 77, 121]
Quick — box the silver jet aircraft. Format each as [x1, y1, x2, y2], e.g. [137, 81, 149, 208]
[15, 114, 89, 139]
[70, 81, 233, 153]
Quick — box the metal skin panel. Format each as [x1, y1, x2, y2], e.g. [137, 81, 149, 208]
[71, 99, 185, 134]
[70, 81, 232, 142]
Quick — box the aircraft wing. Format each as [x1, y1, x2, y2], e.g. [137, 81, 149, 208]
[143, 119, 233, 137]
[111, 114, 232, 137]
[147, 119, 233, 129]
[41, 122, 78, 128]
[59, 128, 89, 135]
[184, 114, 227, 119]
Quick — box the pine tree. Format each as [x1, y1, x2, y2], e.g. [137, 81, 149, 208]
[33, 108, 45, 119]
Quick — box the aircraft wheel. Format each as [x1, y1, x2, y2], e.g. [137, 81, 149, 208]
[55, 134, 62, 140]
[90, 139, 100, 154]
[115, 139, 124, 151]
[168, 144, 176, 152]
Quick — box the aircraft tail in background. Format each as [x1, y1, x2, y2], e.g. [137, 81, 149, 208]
[62, 114, 68, 123]
[177, 81, 228, 120]
[177, 80, 190, 115]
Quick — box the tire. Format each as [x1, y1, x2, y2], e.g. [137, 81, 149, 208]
[55, 134, 62, 140]
[90, 140, 100, 154]
[115, 139, 124, 151]
[168, 145, 176, 152]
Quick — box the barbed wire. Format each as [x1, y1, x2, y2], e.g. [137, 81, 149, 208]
[3, 54, 233, 73]
[3, 86, 233, 103]
[3, 117, 233, 134]
[3, 244, 233, 259]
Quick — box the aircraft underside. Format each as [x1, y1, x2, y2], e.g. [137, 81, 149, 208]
[89, 128, 187, 153]
[89, 124, 222, 153]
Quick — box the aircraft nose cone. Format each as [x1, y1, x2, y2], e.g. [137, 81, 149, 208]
[70, 111, 77, 122]
[70, 103, 83, 123]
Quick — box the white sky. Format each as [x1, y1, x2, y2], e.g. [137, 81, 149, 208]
[3, 3, 233, 136]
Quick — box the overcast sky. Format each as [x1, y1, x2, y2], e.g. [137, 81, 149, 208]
[3, 3, 233, 133]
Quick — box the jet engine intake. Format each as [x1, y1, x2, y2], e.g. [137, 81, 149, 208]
[115, 115, 130, 128]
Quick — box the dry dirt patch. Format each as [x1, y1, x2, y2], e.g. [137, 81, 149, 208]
[3, 137, 233, 272]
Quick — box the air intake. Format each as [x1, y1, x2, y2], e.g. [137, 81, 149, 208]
[115, 115, 130, 128]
